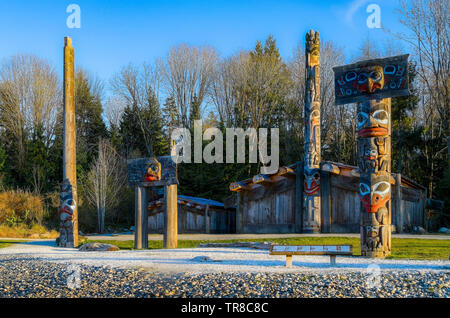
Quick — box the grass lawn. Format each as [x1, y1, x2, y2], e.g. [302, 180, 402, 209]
[85, 236, 450, 261]
[0, 240, 27, 249]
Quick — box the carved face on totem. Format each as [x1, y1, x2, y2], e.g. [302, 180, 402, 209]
[357, 101, 390, 138]
[356, 65, 385, 94]
[60, 198, 75, 222]
[304, 168, 320, 196]
[143, 158, 161, 182]
[305, 142, 319, 167]
[360, 182, 390, 213]
[360, 175, 391, 213]
[306, 30, 320, 66]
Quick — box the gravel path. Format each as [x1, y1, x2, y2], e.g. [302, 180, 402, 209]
[0, 241, 449, 298]
[0, 255, 448, 298]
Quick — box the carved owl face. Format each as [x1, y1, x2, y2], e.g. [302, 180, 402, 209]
[356, 65, 384, 94]
[360, 180, 391, 213]
[357, 101, 390, 138]
[143, 159, 161, 182]
[304, 168, 320, 196]
[366, 225, 380, 238]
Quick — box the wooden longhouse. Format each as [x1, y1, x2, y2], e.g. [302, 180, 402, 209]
[148, 195, 236, 234]
[226, 161, 427, 234]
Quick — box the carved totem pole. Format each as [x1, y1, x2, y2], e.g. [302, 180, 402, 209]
[333, 54, 410, 258]
[59, 37, 78, 247]
[303, 30, 321, 233]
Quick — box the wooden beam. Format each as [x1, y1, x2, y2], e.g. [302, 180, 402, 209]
[277, 166, 296, 177]
[135, 187, 148, 249]
[321, 162, 340, 175]
[230, 182, 251, 192]
[252, 174, 275, 185]
[164, 184, 178, 249]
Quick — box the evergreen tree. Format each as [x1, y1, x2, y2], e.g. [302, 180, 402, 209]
[75, 70, 108, 173]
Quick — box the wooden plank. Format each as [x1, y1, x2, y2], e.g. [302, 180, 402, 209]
[394, 173, 403, 233]
[270, 245, 353, 255]
[205, 205, 210, 234]
[295, 162, 304, 233]
[320, 170, 331, 233]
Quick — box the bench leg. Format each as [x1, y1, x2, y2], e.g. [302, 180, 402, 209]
[286, 255, 293, 267]
[330, 255, 336, 266]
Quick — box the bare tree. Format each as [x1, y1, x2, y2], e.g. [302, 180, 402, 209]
[160, 44, 218, 128]
[104, 95, 127, 129]
[83, 139, 127, 233]
[0, 54, 61, 168]
[395, 0, 450, 197]
[110, 62, 163, 157]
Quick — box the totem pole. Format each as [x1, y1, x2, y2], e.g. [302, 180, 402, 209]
[333, 54, 410, 258]
[303, 30, 321, 233]
[59, 37, 78, 248]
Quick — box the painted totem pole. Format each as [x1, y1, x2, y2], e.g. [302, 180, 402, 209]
[303, 30, 321, 233]
[333, 54, 409, 258]
[59, 37, 78, 248]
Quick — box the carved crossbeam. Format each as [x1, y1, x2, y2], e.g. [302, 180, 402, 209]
[229, 182, 252, 192]
[252, 174, 275, 185]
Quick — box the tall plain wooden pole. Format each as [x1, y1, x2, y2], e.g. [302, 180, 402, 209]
[163, 138, 178, 248]
[164, 184, 178, 249]
[134, 186, 148, 249]
[59, 37, 78, 248]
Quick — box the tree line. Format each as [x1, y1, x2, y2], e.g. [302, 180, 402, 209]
[0, 0, 448, 232]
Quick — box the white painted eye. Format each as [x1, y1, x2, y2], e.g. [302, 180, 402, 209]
[357, 112, 369, 128]
[373, 181, 390, 197]
[360, 183, 370, 196]
[370, 71, 383, 82]
[372, 110, 389, 125]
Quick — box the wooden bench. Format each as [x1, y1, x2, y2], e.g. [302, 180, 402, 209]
[269, 245, 353, 267]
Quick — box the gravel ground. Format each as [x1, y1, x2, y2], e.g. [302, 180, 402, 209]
[0, 255, 448, 298]
[0, 242, 449, 298]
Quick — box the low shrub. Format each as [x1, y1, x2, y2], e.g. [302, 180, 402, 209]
[0, 190, 45, 226]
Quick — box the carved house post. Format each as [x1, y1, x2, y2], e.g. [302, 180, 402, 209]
[333, 54, 410, 258]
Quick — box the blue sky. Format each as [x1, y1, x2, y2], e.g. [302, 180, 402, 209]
[0, 0, 409, 93]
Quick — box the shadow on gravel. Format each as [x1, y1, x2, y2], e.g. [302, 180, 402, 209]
[21, 240, 57, 247]
[13, 255, 446, 271]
